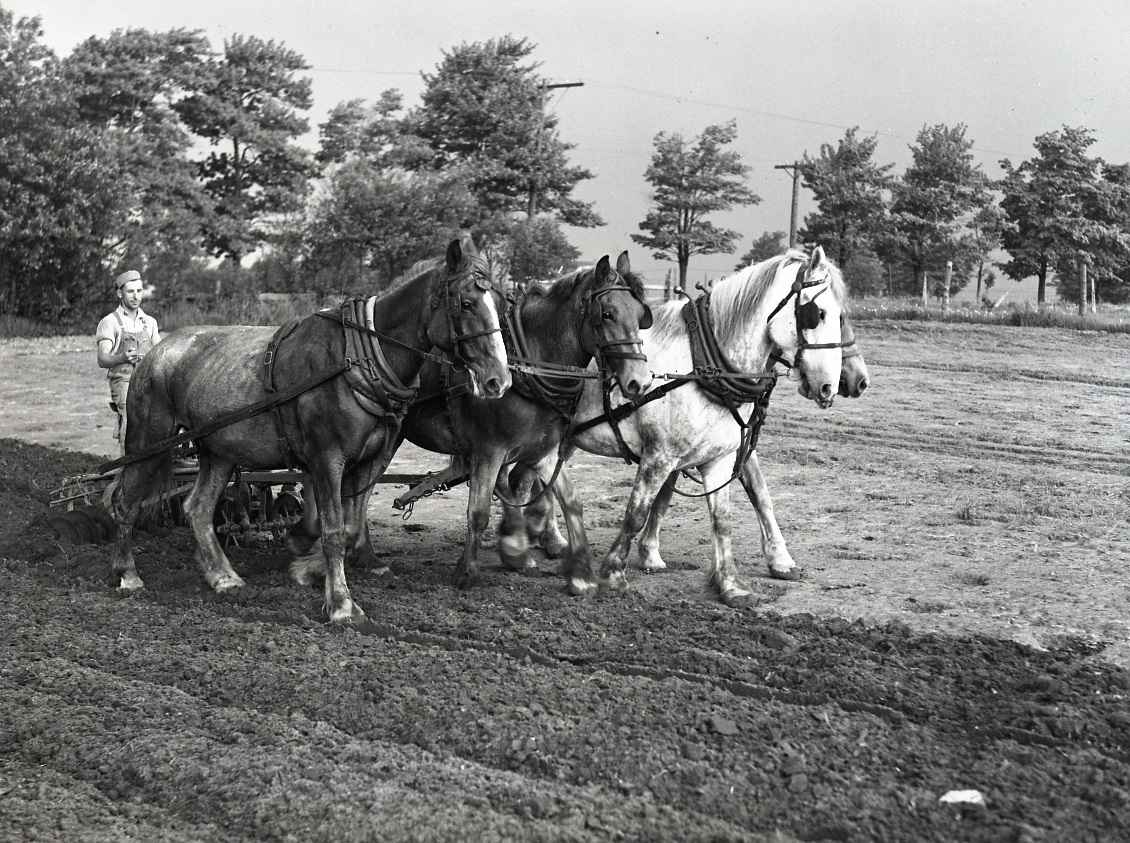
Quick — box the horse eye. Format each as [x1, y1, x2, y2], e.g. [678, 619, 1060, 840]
[461, 299, 474, 311]
[819, 308, 826, 321]
[602, 311, 614, 321]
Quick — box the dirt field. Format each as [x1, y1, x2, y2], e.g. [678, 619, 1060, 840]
[1, 320, 1128, 841]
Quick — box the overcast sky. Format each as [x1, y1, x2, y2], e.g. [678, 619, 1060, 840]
[14, 0, 1130, 295]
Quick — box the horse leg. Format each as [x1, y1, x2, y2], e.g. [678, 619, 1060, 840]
[637, 472, 678, 572]
[182, 455, 245, 592]
[524, 475, 569, 558]
[109, 453, 171, 591]
[342, 462, 388, 574]
[739, 452, 800, 580]
[700, 456, 753, 607]
[454, 449, 507, 589]
[598, 458, 676, 592]
[545, 463, 598, 598]
[496, 467, 537, 576]
[308, 459, 365, 623]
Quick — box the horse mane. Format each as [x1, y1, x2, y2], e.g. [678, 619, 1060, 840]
[708, 249, 846, 343]
[523, 263, 648, 305]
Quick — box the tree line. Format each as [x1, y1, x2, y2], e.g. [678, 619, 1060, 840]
[660, 122, 1130, 307]
[3, 9, 1127, 326]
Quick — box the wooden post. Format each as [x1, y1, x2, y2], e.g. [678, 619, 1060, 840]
[942, 260, 953, 312]
[1078, 253, 1087, 316]
[774, 162, 801, 247]
[1090, 273, 1097, 313]
[920, 269, 929, 311]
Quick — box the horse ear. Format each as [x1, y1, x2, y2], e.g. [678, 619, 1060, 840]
[615, 251, 631, 276]
[446, 239, 463, 272]
[808, 245, 825, 269]
[595, 255, 611, 283]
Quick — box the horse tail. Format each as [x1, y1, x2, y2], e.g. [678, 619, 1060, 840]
[114, 350, 178, 522]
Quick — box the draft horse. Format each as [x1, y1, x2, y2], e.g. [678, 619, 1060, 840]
[291, 252, 654, 589]
[110, 238, 510, 623]
[515, 247, 852, 605]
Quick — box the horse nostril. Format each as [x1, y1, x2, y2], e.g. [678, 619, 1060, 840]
[626, 379, 641, 397]
[856, 378, 869, 397]
[820, 383, 833, 399]
[485, 377, 501, 396]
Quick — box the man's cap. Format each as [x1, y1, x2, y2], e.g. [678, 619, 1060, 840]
[115, 270, 142, 290]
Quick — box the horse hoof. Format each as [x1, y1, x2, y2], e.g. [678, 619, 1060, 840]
[721, 588, 755, 608]
[567, 577, 597, 597]
[329, 603, 367, 625]
[211, 572, 246, 593]
[639, 557, 668, 573]
[452, 568, 477, 590]
[599, 571, 630, 593]
[538, 535, 568, 559]
[769, 566, 803, 581]
[117, 571, 145, 592]
[499, 533, 531, 571]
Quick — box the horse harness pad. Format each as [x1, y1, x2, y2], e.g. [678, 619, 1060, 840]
[502, 298, 585, 420]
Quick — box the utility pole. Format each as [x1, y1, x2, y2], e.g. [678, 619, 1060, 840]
[774, 161, 801, 247]
[528, 80, 584, 218]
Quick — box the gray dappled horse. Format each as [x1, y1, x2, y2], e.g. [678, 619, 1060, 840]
[110, 238, 510, 623]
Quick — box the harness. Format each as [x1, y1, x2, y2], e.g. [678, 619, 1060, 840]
[575, 255, 852, 498]
[97, 258, 497, 476]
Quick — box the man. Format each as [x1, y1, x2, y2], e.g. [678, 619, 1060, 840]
[96, 269, 161, 454]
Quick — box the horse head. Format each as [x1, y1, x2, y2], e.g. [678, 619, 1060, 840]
[838, 314, 870, 398]
[427, 237, 511, 399]
[766, 246, 846, 409]
[582, 251, 653, 400]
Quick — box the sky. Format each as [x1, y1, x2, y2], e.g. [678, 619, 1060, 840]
[13, 0, 1130, 299]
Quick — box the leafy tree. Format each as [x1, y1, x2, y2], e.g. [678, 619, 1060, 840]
[998, 126, 1130, 305]
[62, 28, 211, 279]
[304, 160, 477, 290]
[798, 127, 894, 267]
[885, 123, 990, 304]
[316, 90, 429, 170]
[175, 34, 316, 265]
[504, 216, 581, 284]
[633, 120, 760, 289]
[410, 35, 601, 227]
[0, 10, 129, 321]
[969, 201, 1006, 304]
[735, 230, 786, 269]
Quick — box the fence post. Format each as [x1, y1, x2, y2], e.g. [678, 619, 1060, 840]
[942, 260, 953, 312]
[1090, 273, 1097, 313]
[920, 269, 929, 312]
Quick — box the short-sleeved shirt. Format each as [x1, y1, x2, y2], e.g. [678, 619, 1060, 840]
[95, 305, 161, 354]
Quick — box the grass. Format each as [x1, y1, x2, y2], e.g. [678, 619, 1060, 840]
[850, 297, 1130, 333]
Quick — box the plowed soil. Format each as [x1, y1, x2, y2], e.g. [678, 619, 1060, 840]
[1, 321, 1128, 842]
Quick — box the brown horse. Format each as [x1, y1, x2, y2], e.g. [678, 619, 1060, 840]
[291, 252, 654, 589]
[110, 238, 510, 623]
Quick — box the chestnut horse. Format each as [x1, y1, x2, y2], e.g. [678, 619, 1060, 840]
[110, 238, 510, 623]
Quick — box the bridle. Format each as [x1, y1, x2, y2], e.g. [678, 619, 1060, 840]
[580, 280, 651, 369]
[766, 258, 853, 370]
[426, 254, 503, 370]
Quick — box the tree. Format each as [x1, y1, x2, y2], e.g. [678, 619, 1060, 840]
[410, 36, 601, 228]
[797, 127, 894, 267]
[505, 216, 581, 284]
[969, 202, 1006, 304]
[62, 28, 211, 279]
[175, 34, 316, 265]
[304, 160, 477, 290]
[633, 120, 760, 289]
[0, 10, 129, 321]
[885, 123, 990, 305]
[735, 230, 786, 269]
[316, 90, 430, 170]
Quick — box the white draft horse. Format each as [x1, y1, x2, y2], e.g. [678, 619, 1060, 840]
[515, 247, 850, 606]
[109, 238, 510, 623]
